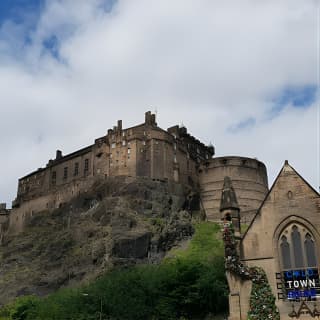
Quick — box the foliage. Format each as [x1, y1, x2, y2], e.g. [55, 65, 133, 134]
[247, 268, 279, 320]
[0, 222, 228, 320]
[168, 222, 224, 262]
[222, 221, 280, 320]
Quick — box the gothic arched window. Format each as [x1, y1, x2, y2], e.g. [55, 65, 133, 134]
[280, 235, 291, 269]
[305, 233, 317, 268]
[279, 224, 318, 270]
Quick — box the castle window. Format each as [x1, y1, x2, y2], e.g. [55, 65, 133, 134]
[142, 141, 146, 145]
[51, 171, 56, 185]
[122, 131, 125, 137]
[128, 149, 131, 154]
[122, 140, 126, 146]
[174, 143, 177, 150]
[74, 163, 79, 176]
[111, 143, 116, 149]
[84, 159, 89, 174]
[174, 155, 177, 163]
[63, 167, 68, 180]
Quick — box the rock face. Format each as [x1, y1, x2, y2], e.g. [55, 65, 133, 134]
[0, 177, 198, 305]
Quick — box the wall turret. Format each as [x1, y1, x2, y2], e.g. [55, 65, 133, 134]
[220, 176, 241, 236]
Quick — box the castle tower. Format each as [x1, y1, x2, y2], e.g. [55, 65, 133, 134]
[220, 176, 241, 237]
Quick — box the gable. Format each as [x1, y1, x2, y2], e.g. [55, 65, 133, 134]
[241, 161, 320, 260]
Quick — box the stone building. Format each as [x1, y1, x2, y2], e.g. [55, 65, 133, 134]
[7, 111, 214, 233]
[222, 161, 320, 319]
[199, 156, 269, 222]
[0, 203, 9, 242]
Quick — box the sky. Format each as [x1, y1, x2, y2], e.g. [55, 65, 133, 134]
[0, 0, 319, 206]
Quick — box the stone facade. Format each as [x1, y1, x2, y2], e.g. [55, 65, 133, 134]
[199, 156, 269, 222]
[6, 111, 214, 234]
[224, 161, 320, 319]
[0, 203, 9, 242]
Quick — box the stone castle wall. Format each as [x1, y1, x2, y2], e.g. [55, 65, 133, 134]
[199, 156, 269, 222]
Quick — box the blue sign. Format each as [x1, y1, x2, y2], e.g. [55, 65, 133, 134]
[282, 268, 319, 301]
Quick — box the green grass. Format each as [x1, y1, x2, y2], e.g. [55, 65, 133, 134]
[168, 222, 224, 262]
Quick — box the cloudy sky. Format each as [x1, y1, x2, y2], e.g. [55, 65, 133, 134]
[0, 0, 319, 206]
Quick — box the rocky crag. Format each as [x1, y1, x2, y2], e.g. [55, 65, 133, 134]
[0, 177, 201, 305]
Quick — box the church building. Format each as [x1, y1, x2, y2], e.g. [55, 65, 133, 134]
[222, 161, 320, 319]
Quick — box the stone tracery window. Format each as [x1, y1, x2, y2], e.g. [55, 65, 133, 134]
[279, 224, 318, 270]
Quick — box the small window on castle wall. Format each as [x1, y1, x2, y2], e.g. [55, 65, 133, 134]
[174, 143, 177, 150]
[63, 167, 68, 180]
[128, 149, 131, 154]
[122, 140, 126, 146]
[74, 162, 79, 176]
[142, 141, 146, 145]
[111, 143, 116, 149]
[51, 171, 56, 185]
[174, 155, 177, 163]
[84, 159, 89, 173]
[122, 131, 125, 137]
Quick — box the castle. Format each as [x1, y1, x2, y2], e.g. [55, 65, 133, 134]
[1, 111, 318, 319]
[0, 111, 270, 235]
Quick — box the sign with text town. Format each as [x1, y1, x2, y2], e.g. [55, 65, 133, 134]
[283, 268, 320, 300]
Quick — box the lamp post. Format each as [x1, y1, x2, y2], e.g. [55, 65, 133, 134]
[82, 293, 103, 320]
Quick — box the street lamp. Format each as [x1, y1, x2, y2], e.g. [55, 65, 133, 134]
[82, 293, 103, 320]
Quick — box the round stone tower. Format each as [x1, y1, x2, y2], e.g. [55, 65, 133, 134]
[199, 156, 268, 223]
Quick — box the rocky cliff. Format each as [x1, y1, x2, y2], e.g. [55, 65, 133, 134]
[0, 177, 200, 305]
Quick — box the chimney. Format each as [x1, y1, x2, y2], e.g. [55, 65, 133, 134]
[151, 113, 156, 126]
[117, 120, 122, 131]
[56, 150, 62, 160]
[145, 111, 152, 125]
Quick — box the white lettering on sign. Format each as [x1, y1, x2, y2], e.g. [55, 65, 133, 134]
[287, 279, 316, 288]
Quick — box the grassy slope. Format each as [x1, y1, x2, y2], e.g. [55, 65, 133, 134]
[0, 222, 228, 320]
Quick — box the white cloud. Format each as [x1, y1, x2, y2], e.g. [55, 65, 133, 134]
[0, 0, 319, 205]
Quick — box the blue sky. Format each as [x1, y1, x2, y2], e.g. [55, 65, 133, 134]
[0, 0, 43, 25]
[0, 0, 318, 205]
